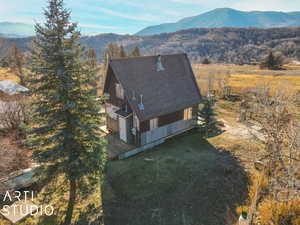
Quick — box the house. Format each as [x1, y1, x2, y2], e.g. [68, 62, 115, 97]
[103, 53, 201, 146]
[0, 80, 28, 102]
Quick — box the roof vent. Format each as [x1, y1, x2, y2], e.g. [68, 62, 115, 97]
[156, 55, 165, 72]
[138, 94, 144, 111]
[132, 90, 136, 101]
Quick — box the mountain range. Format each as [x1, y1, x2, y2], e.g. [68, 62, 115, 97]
[0, 22, 34, 38]
[2, 27, 300, 65]
[136, 8, 300, 35]
[1, 8, 300, 38]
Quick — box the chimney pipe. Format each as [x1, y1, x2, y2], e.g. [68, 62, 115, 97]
[156, 55, 165, 72]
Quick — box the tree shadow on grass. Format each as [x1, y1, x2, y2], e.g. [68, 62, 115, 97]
[102, 130, 249, 225]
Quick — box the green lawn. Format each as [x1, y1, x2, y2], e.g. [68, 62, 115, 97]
[102, 130, 249, 225]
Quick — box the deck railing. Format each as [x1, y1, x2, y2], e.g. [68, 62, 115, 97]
[140, 119, 196, 145]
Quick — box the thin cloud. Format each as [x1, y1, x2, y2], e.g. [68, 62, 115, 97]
[89, 6, 160, 22]
[80, 23, 120, 30]
[169, 0, 300, 12]
[232, 0, 300, 12]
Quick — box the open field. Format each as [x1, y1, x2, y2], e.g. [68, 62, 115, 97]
[0, 68, 19, 83]
[228, 74, 300, 93]
[192, 64, 300, 95]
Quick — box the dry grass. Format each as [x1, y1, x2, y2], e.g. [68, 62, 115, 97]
[192, 63, 300, 95]
[228, 74, 300, 93]
[258, 197, 300, 225]
[0, 68, 20, 83]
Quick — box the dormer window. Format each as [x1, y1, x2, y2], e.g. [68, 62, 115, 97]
[116, 83, 124, 99]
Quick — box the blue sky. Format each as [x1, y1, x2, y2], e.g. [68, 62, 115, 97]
[0, 0, 300, 35]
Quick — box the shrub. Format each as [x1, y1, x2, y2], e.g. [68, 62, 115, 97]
[202, 57, 211, 64]
[260, 52, 285, 70]
[258, 197, 300, 225]
[0, 100, 28, 130]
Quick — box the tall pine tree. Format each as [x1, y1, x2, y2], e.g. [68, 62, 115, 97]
[130, 46, 141, 57]
[119, 45, 127, 58]
[27, 0, 106, 224]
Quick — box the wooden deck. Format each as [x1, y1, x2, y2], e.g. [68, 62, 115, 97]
[101, 120, 197, 160]
[101, 129, 137, 159]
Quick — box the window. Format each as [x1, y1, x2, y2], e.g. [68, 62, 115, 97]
[150, 118, 158, 130]
[115, 83, 124, 99]
[133, 114, 140, 131]
[184, 107, 193, 120]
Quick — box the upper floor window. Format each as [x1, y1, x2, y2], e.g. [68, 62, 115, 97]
[115, 83, 124, 99]
[150, 118, 158, 130]
[184, 107, 193, 120]
[133, 114, 140, 131]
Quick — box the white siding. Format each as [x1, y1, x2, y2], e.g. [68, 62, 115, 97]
[141, 119, 195, 145]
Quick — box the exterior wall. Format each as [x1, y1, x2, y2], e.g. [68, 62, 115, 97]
[125, 116, 134, 145]
[140, 120, 150, 133]
[138, 105, 199, 145]
[105, 67, 126, 108]
[105, 103, 119, 133]
[107, 116, 118, 133]
[139, 110, 183, 133]
[158, 109, 184, 127]
[104, 67, 134, 141]
[192, 105, 199, 119]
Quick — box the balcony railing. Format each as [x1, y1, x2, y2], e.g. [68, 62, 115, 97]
[140, 119, 196, 145]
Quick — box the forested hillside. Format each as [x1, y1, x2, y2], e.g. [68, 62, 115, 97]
[1, 27, 300, 64]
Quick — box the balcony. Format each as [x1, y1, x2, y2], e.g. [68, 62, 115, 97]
[141, 119, 196, 145]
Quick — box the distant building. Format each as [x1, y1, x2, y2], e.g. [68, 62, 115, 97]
[103, 53, 202, 146]
[0, 80, 28, 102]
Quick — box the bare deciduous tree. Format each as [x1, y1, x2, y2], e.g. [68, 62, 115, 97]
[217, 71, 231, 99]
[251, 88, 300, 201]
[6, 43, 26, 85]
[0, 100, 28, 130]
[242, 88, 300, 225]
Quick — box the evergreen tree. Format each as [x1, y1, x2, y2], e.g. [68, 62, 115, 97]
[103, 43, 127, 68]
[119, 45, 127, 58]
[260, 52, 284, 70]
[86, 47, 97, 67]
[198, 98, 220, 137]
[131, 46, 141, 57]
[202, 57, 211, 64]
[103, 43, 120, 59]
[27, 0, 106, 224]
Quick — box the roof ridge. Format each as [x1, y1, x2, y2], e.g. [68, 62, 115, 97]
[110, 53, 187, 61]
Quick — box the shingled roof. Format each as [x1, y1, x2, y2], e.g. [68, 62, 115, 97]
[106, 53, 201, 121]
[0, 80, 28, 95]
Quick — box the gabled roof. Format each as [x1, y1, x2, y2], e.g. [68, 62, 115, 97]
[105, 53, 201, 121]
[0, 80, 28, 95]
